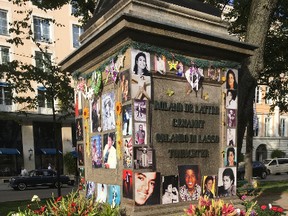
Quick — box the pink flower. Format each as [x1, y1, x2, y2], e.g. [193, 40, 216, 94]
[241, 195, 247, 201]
[222, 204, 235, 215]
[271, 206, 278, 212]
[261, 205, 267, 210]
[185, 204, 196, 215]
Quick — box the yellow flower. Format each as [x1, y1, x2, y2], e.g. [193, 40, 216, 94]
[116, 102, 122, 116]
[83, 107, 89, 119]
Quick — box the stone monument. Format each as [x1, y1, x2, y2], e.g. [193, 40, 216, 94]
[60, 0, 256, 215]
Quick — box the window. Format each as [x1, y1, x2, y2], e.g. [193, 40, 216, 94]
[254, 117, 259, 137]
[255, 86, 262, 104]
[265, 117, 271, 137]
[280, 118, 286, 137]
[35, 51, 52, 72]
[0, 46, 9, 64]
[33, 16, 51, 42]
[0, 83, 12, 105]
[38, 87, 52, 108]
[265, 87, 272, 105]
[0, 9, 8, 35]
[72, 24, 83, 48]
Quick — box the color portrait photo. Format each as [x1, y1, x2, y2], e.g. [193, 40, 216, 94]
[225, 147, 237, 167]
[135, 122, 147, 145]
[178, 165, 201, 202]
[201, 175, 216, 199]
[217, 167, 237, 198]
[96, 183, 108, 203]
[225, 69, 238, 90]
[86, 181, 95, 199]
[103, 133, 117, 169]
[91, 135, 102, 168]
[102, 92, 116, 131]
[108, 185, 121, 208]
[134, 172, 160, 206]
[131, 49, 151, 100]
[123, 169, 133, 199]
[162, 175, 179, 204]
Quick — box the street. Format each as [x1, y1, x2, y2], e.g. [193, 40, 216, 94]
[0, 183, 77, 203]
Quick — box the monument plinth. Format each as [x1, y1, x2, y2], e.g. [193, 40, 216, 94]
[60, 0, 256, 215]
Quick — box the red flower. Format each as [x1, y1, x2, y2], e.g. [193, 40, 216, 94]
[261, 205, 267, 210]
[55, 196, 62, 203]
[222, 204, 235, 215]
[271, 206, 278, 212]
[277, 207, 284, 213]
[71, 202, 76, 207]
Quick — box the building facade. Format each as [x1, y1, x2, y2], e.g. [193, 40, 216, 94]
[0, 0, 82, 176]
[252, 85, 288, 161]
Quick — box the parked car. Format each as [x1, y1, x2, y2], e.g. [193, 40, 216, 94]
[9, 169, 73, 191]
[237, 161, 268, 180]
[263, 158, 288, 174]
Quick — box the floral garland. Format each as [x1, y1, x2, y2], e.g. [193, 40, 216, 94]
[72, 42, 239, 80]
[115, 101, 122, 160]
[83, 107, 90, 157]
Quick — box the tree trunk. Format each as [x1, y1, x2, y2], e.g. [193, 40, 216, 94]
[237, 0, 278, 179]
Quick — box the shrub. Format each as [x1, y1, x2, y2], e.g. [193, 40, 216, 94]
[271, 149, 285, 158]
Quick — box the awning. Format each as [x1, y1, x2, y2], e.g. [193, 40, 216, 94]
[40, 148, 62, 155]
[0, 148, 20, 155]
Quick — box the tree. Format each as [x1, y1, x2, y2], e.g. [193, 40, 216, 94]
[206, 0, 287, 180]
[0, 1, 75, 196]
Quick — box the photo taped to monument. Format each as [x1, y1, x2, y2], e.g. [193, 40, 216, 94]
[135, 122, 147, 145]
[77, 143, 84, 166]
[162, 175, 179, 204]
[102, 92, 116, 131]
[96, 183, 108, 203]
[131, 49, 151, 100]
[154, 54, 166, 75]
[123, 136, 133, 168]
[91, 135, 102, 168]
[134, 172, 160, 206]
[227, 128, 236, 146]
[224, 147, 237, 167]
[217, 167, 237, 198]
[201, 175, 216, 199]
[120, 70, 131, 102]
[103, 132, 117, 169]
[122, 104, 132, 136]
[134, 99, 147, 122]
[133, 147, 153, 169]
[123, 169, 133, 199]
[225, 69, 238, 90]
[108, 185, 121, 208]
[226, 89, 237, 110]
[76, 118, 83, 141]
[90, 97, 101, 133]
[86, 181, 96, 199]
[227, 109, 237, 128]
[178, 165, 201, 202]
